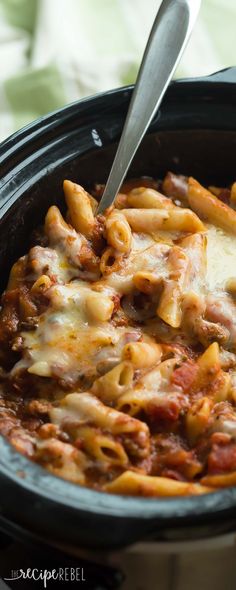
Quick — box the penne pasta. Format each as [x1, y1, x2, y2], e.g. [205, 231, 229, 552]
[117, 359, 178, 416]
[31, 274, 52, 294]
[162, 172, 189, 206]
[185, 397, 213, 444]
[122, 341, 162, 368]
[188, 177, 236, 233]
[105, 210, 132, 253]
[180, 232, 207, 291]
[122, 207, 205, 233]
[133, 271, 163, 294]
[213, 371, 231, 402]
[92, 362, 134, 402]
[36, 438, 87, 485]
[45, 205, 73, 244]
[85, 292, 114, 322]
[117, 389, 153, 416]
[104, 471, 212, 496]
[50, 391, 150, 458]
[196, 342, 221, 388]
[100, 246, 123, 275]
[201, 471, 236, 488]
[126, 187, 175, 209]
[157, 246, 189, 328]
[63, 180, 95, 238]
[73, 425, 129, 466]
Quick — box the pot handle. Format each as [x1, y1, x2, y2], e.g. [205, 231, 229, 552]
[178, 66, 236, 85]
[196, 66, 236, 84]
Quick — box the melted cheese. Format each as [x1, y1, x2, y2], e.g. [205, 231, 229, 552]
[22, 281, 139, 381]
[21, 223, 236, 383]
[28, 245, 81, 284]
[206, 225, 236, 290]
[20, 235, 172, 383]
[106, 241, 170, 295]
[12, 197, 236, 391]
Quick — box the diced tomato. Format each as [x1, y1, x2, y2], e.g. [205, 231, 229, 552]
[211, 432, 231, 445]
[208, 442, 236, 474]
[148, 400, 180, 423]
[171, 360, 198, 392]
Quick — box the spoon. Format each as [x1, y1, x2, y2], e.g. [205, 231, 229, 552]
[97, 0, 201, 214]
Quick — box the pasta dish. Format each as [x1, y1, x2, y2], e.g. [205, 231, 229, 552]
[1, 172, 236, 497]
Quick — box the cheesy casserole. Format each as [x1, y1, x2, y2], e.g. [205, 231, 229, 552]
[1, 173, 236, 496]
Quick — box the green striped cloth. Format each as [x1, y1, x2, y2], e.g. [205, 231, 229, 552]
[0, 0, 236, 142]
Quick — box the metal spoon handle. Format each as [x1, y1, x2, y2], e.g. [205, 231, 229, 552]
[97, 0, 201, 214]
